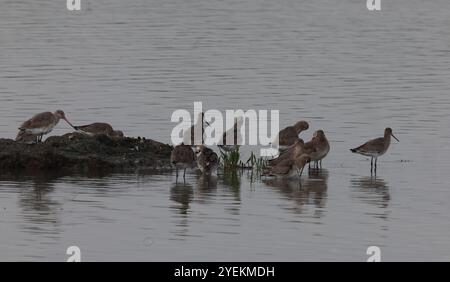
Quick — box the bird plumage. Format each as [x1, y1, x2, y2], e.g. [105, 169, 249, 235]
[16, 110, 74, 142]
[171, 143, 197, 180]
[275, 120, 309, 147]
[196, 145, 219, 174]
[74, 122, 124, 139]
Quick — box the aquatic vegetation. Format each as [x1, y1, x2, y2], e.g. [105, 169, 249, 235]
[244, 151, 268, 173]
[219, 147, 242, 170]
[219, 147, 268, 181]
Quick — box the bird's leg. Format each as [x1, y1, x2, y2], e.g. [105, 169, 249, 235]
[370, 157, 374, 174]
[183, 168, 186, 180]
[375, 158, 378, 173]
[319, 160, 322, 169]
[175, 168, 179, 182]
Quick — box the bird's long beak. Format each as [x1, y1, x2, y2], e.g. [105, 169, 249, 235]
[391, 133, 399, 142]
[64, 118, 76, 130]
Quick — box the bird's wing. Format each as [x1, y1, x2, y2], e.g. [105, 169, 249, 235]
[354, 137, 385, 154]
[19, 112, 54, 130]
[278, 127, 297, 146]
[179, 146, 195, 163]
[302, 141, 317, 154]
[75, 123, 113, 133]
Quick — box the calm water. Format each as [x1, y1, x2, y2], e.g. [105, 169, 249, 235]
[1, 0, 450, 261]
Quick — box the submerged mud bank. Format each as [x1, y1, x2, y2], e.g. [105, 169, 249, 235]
[0, 134, 173, 173]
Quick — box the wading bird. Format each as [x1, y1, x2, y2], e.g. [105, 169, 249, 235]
[195, 145, 219, 174]
[171, 143, 197, 181]
[310, 130, 330, 169]
[350, 127, 399, 173]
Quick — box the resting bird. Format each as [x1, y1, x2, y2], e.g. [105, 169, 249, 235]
[74, 122, 124, 139]
[274, 120, 309, 149]
[309, 130, 330, 169]
[15, 132, 39, 144]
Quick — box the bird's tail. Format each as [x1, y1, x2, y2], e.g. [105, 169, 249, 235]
[350, 148, 358, 153]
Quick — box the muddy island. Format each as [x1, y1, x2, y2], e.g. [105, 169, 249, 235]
[0, 133, 173, 173]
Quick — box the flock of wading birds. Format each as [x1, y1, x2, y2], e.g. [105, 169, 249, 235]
[13, 110, 400, 180]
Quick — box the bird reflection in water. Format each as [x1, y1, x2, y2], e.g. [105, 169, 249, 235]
[219, 170, 242, 201]
[168, 174, 218, 239]
[350, 176, 390, 208]
[169, 182, 194, 239]
[350, 175, 390, 220]
[170, 182, 194, 215]
[195, 174, 218, 203]
[263, 169, 329, 216]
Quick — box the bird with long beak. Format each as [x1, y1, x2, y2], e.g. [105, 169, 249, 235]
[16, 110, 75, 142]
[350, 127, 399, 173]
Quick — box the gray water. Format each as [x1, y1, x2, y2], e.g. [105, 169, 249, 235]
[1, 0, 450, 261]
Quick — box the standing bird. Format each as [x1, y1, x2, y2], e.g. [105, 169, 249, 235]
[310, 130, 330, 169]
[350, 127, 399, 173]
[171, 143, 197, 181]
[74, 122, 124, 139]
[275, 121, 309, 149]
[16, 110, 75, 142]
[195, 145, 219, 174]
